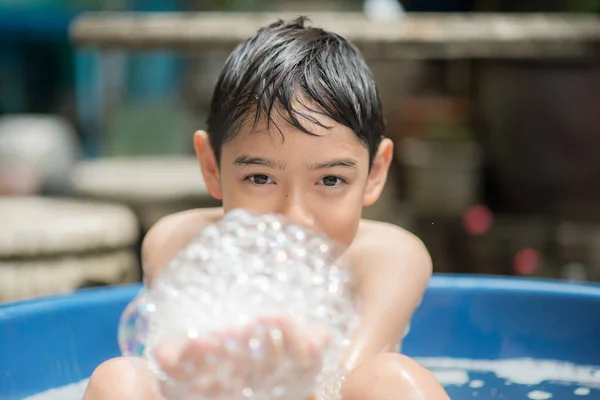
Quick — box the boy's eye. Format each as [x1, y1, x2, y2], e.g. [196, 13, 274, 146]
[246, 174, 273, 185]
[318, 176, 345, 187]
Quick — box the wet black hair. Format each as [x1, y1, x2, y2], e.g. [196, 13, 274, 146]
[207, 16, 385, 165]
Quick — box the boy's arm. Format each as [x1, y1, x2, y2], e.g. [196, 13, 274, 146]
[342, 221, 432, 371]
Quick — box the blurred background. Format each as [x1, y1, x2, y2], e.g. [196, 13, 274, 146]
[0, 0, 599, 303]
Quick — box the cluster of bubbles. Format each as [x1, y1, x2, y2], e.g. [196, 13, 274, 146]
[118, 209, 359, 400]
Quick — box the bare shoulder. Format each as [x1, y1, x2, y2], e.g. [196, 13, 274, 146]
[142, 207, 223, 283]
[349, 219, 431, 268]
[355, 219, 426, 249]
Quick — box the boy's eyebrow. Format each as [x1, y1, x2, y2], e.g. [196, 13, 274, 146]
[233, 155, 285, 169]
[233, 156, 357, 170]
[309, 158, 357, 170]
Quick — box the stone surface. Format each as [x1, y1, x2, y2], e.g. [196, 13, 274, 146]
[70, 156, 218, 230]
[71, 157, 210, 204]
[0, 197, 139, 258]
[71, 13, 600, 59]
[0, 249, 139, 302]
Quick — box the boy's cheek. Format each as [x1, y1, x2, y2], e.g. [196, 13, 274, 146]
[316, 205, 362, 246]
[221, 189, 275, 214]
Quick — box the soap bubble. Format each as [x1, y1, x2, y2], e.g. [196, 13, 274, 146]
[118, 290, 155, 357]
[118, 209, 359, 400]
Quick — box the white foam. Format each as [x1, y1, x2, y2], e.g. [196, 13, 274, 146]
[528, 390, 553, 399]
[575, 387, 591, 396]
[24, 358, 600, 399]
[432, 370, 470, 386]
[418, 357, 600, 388]
[469, 379, 485, 388]
[23, 379, 89, 400]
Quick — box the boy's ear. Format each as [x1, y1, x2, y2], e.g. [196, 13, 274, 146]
[363, 138, 393, 207]
[194, 130, 223, 200]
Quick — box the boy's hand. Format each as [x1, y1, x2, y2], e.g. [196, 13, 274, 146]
[155, 316, 329, 400]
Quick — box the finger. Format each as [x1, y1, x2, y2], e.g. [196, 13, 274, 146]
[236, 324, 259, 384]
[197, 331, 233, 373]
[189, 372, 222, 398]
[275, 317, 308, 361]
[186, 333, 230, 397]
[262, 319, 286, 361]
[306, 325, 331, 356]
[221, 329, 249, 379]
[279, 319, 329, 376]
[243, 321, 270, 387]
[155, 337, 191, 380]
[262, 316, 320, 386]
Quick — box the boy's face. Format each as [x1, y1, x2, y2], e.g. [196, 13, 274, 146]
[196, 104, 393, 247]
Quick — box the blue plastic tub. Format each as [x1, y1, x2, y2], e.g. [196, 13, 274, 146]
[1, 274, 600, 399]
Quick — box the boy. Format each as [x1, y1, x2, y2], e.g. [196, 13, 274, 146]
[84, 17, 449, 399]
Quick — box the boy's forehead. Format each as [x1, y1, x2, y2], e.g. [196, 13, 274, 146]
[219, 95, 370, 164]
[227, 117, 363, 152]
[220, 116, 369, 168]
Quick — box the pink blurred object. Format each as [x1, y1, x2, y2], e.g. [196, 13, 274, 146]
[463, 204, 494, 235]
[513, 248, 541, 276]
[0, 162, 42, 196]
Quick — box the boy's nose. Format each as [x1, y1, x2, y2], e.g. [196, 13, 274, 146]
[280, 195, 315, 229]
